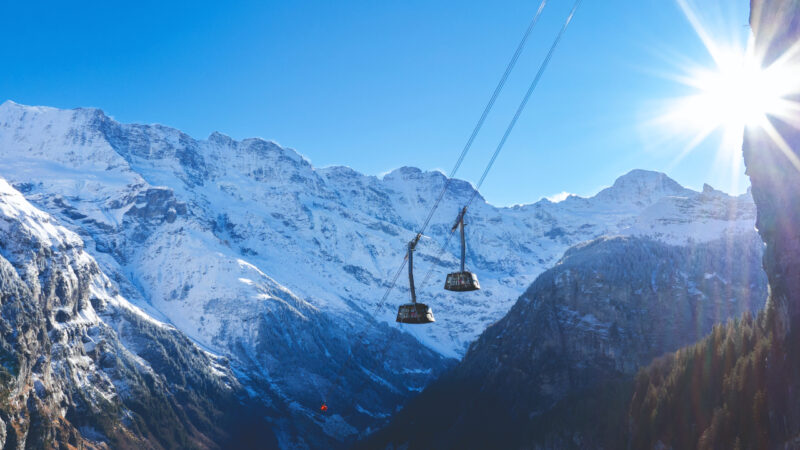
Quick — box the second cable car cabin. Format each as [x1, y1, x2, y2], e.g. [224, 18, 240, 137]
[396, 238, 435, 324]
[444, 207, 480, 292]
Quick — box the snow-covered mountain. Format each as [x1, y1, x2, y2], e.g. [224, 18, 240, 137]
[0, 177, 279, 448]
[0, 101, 760, 444]
[366, 234, 767, 449]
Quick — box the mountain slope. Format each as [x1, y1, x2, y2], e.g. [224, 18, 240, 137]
[370, 0, 800, 447]
[0, 101, 760, 444]
[364, 234, 767, 449]
[0, 178, 278, 448]
[0, 102, 757, 356]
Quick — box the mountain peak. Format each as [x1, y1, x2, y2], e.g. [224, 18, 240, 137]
[207, 131, 234, 146]
[0, 100, 59, 115]
[382, 166, 423, 179]
[611, 169, 682, 190]
[593, 169, 691, 206]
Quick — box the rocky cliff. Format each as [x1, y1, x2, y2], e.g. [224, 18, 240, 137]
[364, 234, 767, 448]
[0, 179, 278, 448]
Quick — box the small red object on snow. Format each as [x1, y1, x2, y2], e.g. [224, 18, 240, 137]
[320, 404, 328, 412]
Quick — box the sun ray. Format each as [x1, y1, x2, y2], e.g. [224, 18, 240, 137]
[758, 119, 800, 173]
[646, 0, 800, 184]
[675, 0, 727, 67]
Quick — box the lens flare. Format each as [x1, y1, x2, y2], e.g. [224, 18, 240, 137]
[650, 0, 800, 186]
[680, 48, 781, 129]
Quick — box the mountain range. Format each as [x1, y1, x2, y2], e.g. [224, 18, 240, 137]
[0, 101, 764, 447]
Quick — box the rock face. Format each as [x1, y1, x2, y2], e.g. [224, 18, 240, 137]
[744, 0, 800, 330]
[0, 101, 762, 444]
[0, 178, 278, 448]
[364, 234, 767, 449]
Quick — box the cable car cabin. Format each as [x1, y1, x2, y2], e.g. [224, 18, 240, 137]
[396, 302, 435, 324]
[444, 271, 480, 292]
[397, 237, 436, 324]
[444, 207, 481, 292]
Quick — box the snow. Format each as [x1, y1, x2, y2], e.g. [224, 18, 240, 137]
[0, 102, 758, 359]
[0, 161, 240, 423]
[0, 178, 83, 249]
[355, 404, 391, 418]
[545, 191, 574, 203]
[0, 102, 761, 434]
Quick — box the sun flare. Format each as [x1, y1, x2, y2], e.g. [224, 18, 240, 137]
[669, 41, 796, 142]
[682, 50, 778, 130]
[653, 0, 800, 185]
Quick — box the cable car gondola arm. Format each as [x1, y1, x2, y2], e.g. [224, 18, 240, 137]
[408, 240, 417, 304]
[460, 217, 466, 273]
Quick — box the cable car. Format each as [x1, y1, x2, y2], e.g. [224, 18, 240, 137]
[396, 238, 435, 324]
[444, 207, 480, 292]
[396, 302, 435, 324]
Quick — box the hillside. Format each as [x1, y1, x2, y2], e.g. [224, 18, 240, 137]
[363, 234, 767, 448]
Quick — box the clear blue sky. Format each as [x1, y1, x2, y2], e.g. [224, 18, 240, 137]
[1, 0, 751, 205]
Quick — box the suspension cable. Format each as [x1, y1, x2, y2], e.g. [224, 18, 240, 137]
[419, 0, 584, 290]
[414, 0, 549, 237]
[320, 0, 550, 409]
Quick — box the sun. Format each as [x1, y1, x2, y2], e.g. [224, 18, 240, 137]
[651, 0, 800, 183]
[670, 39, 795, 141]
[685, 49, 778, 131]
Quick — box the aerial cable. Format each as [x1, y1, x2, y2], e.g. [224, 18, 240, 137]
[319, 0, 550, 411]
[470, 0, 583, 199]
[370, 0, 550, 313]
[415, 0, 549, 237]
[323, 0, 585, 409]
[419, 0, 584, 289]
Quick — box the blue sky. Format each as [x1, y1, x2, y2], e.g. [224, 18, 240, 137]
[1, 0, 751, 206]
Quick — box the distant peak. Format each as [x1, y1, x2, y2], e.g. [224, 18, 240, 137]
[592, 169, 691, 205]
[208, 131, 234, 145]
[700, 183, 736, 199]
[0, 100, 48, 112]
[319, 165, 361, 178]
[608, 170, 686, 193]
[612, 169, 677, 186]
[544, 191, 574, 203]
[239, 137, 308, 166]
[395, 166, 422, 176]
[381, 166, 424, 181]
[0, 100, 104, 119]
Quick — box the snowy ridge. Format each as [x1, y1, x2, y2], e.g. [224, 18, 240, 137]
[0, 100, 757, 354]
[0, 101, 758, 443]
